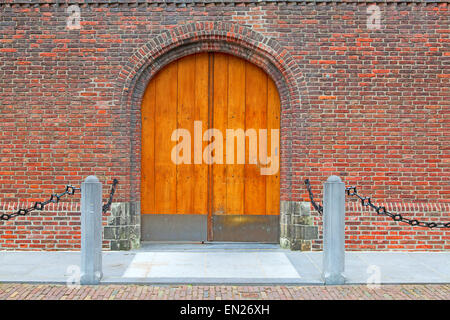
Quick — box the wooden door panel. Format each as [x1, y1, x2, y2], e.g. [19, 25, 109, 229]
[244, 62, 267, 215]
[212, 53, 228, 215]
[226, 55, 246, 215]
[141, 53, 280, 219]
[266, 79, 281, 215]
[154, 61, 178, 214]
[193, 53, 210, 215]
[176, 54, 196, 214]
[141, 80, 156, 214]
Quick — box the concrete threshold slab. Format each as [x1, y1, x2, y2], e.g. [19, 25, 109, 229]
[136, 242, 283, 252]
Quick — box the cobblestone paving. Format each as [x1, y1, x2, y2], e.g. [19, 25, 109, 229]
[0, 284, 448, 300]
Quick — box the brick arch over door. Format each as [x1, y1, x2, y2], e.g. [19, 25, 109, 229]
[115, 22, 303, 205]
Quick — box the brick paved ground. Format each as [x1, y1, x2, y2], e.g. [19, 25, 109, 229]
[0, 284, 448, 300]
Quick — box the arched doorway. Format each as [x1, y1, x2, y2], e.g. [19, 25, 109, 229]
[141, 52, 280, 242]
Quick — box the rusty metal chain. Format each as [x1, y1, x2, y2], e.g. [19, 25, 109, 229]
[102, 179, 118, 214]
[304, 179, 323, 214]
[0, 185, 81, 221]
[1, 179, 119, 220]
[345, 186, 450, 229]
[304, 178, 449, 228]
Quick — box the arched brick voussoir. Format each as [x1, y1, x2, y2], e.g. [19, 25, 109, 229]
[116, 21, 303, 112]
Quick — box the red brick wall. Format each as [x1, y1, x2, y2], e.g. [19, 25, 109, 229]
[0, 201, 112, 250]
[0, 0, 448, 250]
[311, 202, 450, 251]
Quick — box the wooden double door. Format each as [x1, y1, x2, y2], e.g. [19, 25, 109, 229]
[141, 52, 280, 242]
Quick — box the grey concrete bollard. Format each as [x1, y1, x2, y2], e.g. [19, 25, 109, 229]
[322, 175, 346, 285]
[80, 176, 103, 285]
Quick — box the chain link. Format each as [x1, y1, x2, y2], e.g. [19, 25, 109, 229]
[304, 179, 323, 214]
[1, 179, 119, 221]
[102, 179, 118, 214]
[345, 186, 450, 229]
[0, 185, 81, 221]
[305, 179, 449, 229]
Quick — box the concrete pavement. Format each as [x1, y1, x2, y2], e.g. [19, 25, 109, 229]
[0, 243, 448, 285]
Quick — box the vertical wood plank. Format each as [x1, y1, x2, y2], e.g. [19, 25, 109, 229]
[141, 80, 155, 214]
[176, 55, 196, 214]
[226, 55, 245, 215]
[244, 62, 267, 215]
[207, 53, 214, 240]
[192, 53, 210, 215]
[154, 61, 178, 214]
[212, 53, 228, 215]
[266, 77, 281, 215]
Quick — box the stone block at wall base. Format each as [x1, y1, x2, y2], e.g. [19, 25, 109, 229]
[280, 201, 318, 251]
[105, 202, 141, 250]
[280, 237, 312, 251]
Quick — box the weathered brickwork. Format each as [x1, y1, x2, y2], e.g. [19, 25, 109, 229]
[1, 283, 449, 300]
[0, 0, 448, 250]
[0, 201, 112, 250]
[312, 202, 450, 251]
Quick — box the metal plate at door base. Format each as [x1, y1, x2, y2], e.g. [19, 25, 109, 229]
[212, 215, 280, 243]
[141, 214, 207, 242]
